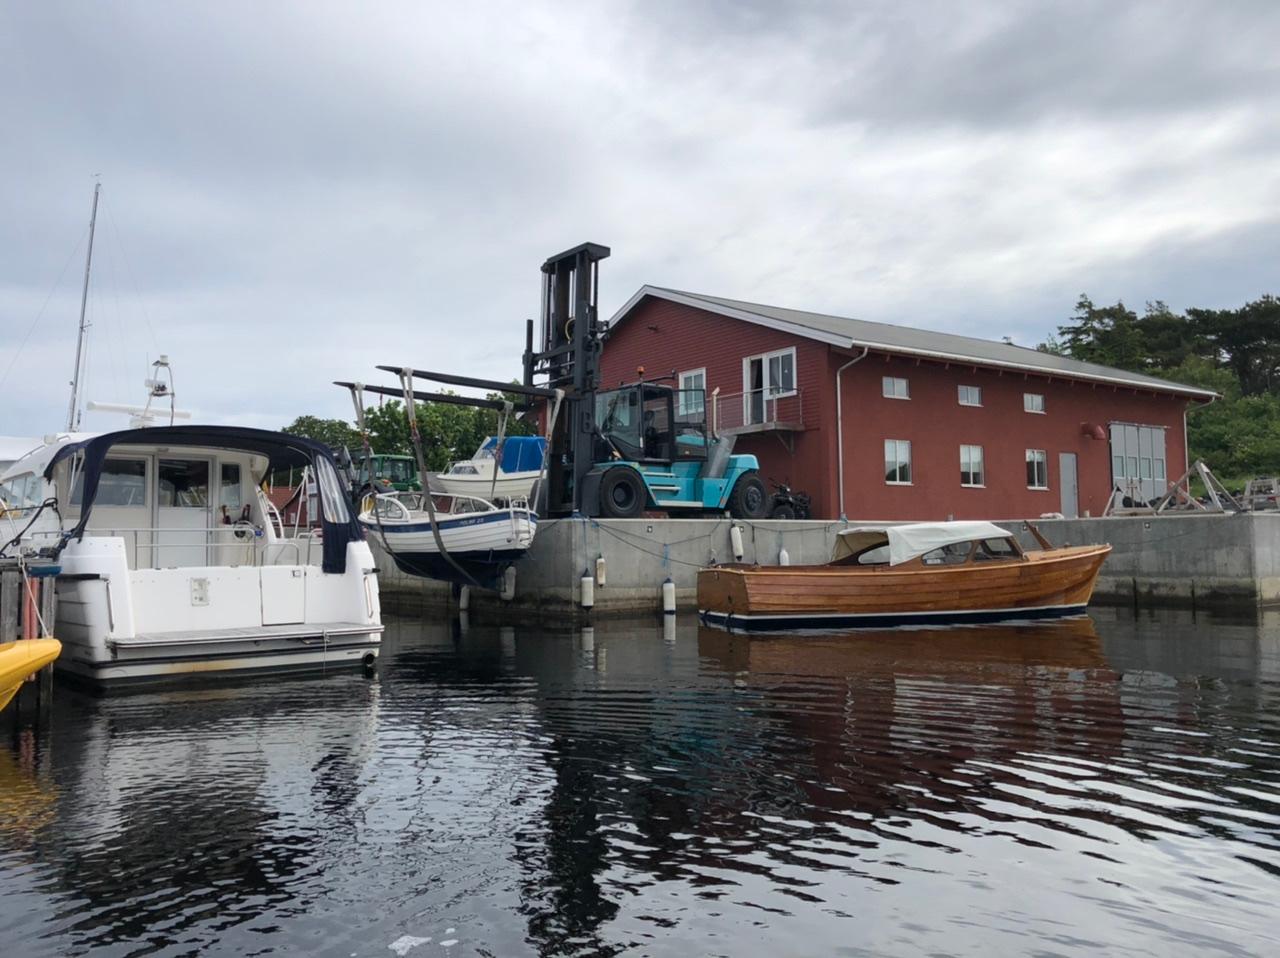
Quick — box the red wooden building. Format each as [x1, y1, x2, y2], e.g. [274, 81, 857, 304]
[601, 287, 1215, 521]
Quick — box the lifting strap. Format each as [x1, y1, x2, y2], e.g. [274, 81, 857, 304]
[398, 368, 480, 588]
[488, 400, 512, 504]
[345, 382, 396, 557]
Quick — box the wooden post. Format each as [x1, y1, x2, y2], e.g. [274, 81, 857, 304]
[1, 567, 19, 644]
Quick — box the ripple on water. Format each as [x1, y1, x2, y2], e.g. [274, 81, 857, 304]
[0, 612, 1278, 955]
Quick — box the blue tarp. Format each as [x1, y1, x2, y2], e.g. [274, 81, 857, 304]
[481, 436, 546, 474]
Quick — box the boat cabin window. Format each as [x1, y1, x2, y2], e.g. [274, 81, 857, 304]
[72, 456, 148, 507]
[221, 463, 242, 510]
[921, 542, 972, 565]
[158, 459, 209, 508]
[451, 463, 480, 475]
[0, 473, 44, 510]
[974, 537, 1020, 561]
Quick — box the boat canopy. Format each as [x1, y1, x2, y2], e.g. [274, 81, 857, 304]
[41, 425, 364, 574]
[833, 520, 1014, 566]
[481, 436, 546, 474]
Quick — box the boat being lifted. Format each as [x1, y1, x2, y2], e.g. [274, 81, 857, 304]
[0, 425, 383, 684]
[698, 520, 1111, 632]
[338, 368, 559, 592]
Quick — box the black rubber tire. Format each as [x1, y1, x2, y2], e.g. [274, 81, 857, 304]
[599, 467, 647, 518]
[771, 503, 796, 520]
[729, 472, 768, 519]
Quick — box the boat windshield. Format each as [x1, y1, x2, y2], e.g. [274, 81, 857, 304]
[0, 472, 44, 510]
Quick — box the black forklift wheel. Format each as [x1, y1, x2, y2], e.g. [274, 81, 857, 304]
[729, 473, 768, 519]
[600, 468, 646, 518]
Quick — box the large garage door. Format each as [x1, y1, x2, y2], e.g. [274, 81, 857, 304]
[1109, 423, 1167, 502]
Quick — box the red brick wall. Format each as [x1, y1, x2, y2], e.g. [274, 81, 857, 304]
[602, 296, 1192, 521]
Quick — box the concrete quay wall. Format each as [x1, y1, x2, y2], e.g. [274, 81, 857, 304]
[372, 513, 1280, 618]
[997, 513, 1280, 609]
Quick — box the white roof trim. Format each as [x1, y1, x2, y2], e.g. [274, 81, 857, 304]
[606, 286, 1217, 400]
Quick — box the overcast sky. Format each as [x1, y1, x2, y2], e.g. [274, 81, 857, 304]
[1, 0, 1277, 435]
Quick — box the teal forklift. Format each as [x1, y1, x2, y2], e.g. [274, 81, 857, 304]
[583, 377, 766, 518]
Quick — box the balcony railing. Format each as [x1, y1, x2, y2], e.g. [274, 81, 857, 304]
[711, 388, 806, 435]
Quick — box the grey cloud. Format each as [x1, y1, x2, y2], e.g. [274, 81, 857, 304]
[1, 1, 1276, 435]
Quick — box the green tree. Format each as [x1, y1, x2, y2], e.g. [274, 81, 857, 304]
[282, 415, 361, 451]
[1055, 295, 1146, 369]
[1189, 295, 1280, 397]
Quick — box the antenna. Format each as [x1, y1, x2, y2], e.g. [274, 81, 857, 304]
[66, 180, 101, 431]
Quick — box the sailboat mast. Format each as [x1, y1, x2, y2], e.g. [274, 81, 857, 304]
[66, 181, 101, 431]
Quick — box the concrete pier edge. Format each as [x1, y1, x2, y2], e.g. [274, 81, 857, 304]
[372, 512, 1280, 619]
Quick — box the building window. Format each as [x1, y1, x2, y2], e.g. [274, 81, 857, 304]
[742, 348, 795, 424]
[677, 368, 706, 417]
[958, 385, 982, 406]
[884, 439, 912, 485]
[960, 445, 984, 487]
[882, 376, 909, 399]
[1024, 393, 1045, 413]
[1026, 449, 1048, 489]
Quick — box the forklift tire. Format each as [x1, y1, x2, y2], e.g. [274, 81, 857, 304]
[599, 468, 646, 518]
[729, 473, 768, 519]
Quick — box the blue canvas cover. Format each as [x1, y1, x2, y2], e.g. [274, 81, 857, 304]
[481, 436, 546, 474]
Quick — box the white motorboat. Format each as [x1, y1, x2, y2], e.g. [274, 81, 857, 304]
[359, 491, 536, 588]
[0, 425, 382, 684]
[434, 436, 546, 501]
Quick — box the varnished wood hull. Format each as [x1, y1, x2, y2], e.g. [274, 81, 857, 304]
[697, 545, 1111, 632]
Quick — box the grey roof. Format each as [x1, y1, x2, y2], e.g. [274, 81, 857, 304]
[609, 285, 1216, 400]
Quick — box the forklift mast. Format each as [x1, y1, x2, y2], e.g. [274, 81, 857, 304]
[523, 242, 611, 516]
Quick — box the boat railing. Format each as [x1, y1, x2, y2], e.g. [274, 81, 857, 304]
[86, 526, 318, 569]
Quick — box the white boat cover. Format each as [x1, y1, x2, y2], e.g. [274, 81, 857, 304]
[833, 520, 1013, 566]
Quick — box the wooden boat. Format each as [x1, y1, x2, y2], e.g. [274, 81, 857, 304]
[0, 638, 61, 711]
[698, 520, 1110, 632]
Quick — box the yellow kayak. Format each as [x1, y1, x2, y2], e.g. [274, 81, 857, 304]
[0, 638, 61, 712]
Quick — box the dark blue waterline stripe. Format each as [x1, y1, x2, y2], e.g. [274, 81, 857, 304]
[363, 511, 535, 534]
[697, 604, 1088, 633]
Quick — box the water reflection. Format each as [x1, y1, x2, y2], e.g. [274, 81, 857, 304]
[1, 611, 1278, 956]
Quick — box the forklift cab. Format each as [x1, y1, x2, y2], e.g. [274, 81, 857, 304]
[594, 384, 707, 463]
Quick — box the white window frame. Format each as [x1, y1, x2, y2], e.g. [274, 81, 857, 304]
[884, 439, 912, 485]
[960, 444, 985, 488]
[1024, 392, 1045, 414]
[882, 376, 910, 400]
[1026, 449, 1049, 490]
[677, 367, 706, 417]
[741, 347, 797, 399]
[958, 384, 982, 407]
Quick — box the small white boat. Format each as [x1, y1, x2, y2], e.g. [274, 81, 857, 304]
[0, 425, 383, 684]
[434, 436, 546, 501]
[359, 491, 536, 588]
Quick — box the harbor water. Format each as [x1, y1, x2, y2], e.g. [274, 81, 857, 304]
[2, 608, 1279, 956]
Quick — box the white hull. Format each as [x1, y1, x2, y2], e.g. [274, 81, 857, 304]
[361, 509, 536, 556]
[55, 537, 382, 684]
[433, 471, 541, 500]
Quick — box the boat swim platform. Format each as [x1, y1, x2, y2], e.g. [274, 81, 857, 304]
[108, 622, 384, 651]
[372, 512, 1280, 619]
